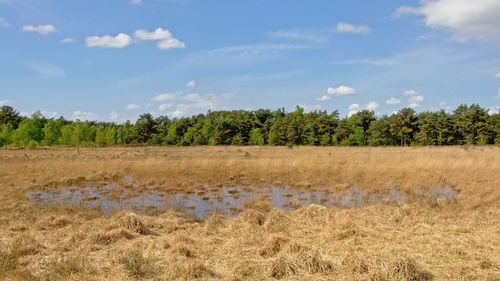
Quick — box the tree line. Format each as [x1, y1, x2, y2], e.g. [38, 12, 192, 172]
[0, 104, 498, 148]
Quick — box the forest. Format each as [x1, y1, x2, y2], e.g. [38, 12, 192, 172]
[0, 104, 498, 148]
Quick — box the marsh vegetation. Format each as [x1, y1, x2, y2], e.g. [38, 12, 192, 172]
[0, 146, 499, 280]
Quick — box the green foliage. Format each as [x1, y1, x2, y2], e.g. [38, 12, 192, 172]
[249, 128, 264, 145]
[0, 104, 498, 148]
[0, 106, 22, 129]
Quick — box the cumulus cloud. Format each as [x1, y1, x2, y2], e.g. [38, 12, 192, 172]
[0, 16, 9, 27]
[25, 62, 66, 79]
[0, 99, 13, 106]
[110, 111, 120, 120]
[126, 104, 141, 110]
[151, 91, 226, 117]
[186, 80, 196, 87]
[408, 95, 425, 108]
[395, 0, 500, 41]
[335, 22, 371, 34]
[60, 38, 76, 44]
[317, 85, 356, 101]
[40, 110, 59, 118]
[151, 93, 177, 102]
[86, 33, 132, 48]
[72, 110, 96, 121]
[496, 72, 500, 78]
[327, 85, 356, 96]
[366, 101, 379, 111]
[22, 24, 56, 35]
[488, 106, 500, 115]
[403, 90, 418, 97]
[348, 101, 379, 116]
[386, 98, 401, 105]
[134, 27, 185, 49]
[316, 95, 331, 101]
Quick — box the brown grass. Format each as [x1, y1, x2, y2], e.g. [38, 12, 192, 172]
[0, 146, 498, 280]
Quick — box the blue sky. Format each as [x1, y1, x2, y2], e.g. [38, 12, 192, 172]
[0, 0, 499, 121]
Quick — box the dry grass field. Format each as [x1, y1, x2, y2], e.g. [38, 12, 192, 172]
[0, 146, 499, 280]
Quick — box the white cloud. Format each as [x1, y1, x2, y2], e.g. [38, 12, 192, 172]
[327, 85, 356, 96]
[366, 101, 379, 111]
[25, 62, 66, 79]
[385, 98, 401, 105]
[348, 103, 360, 117]
[153, 92, 226, 117]
[157, 38, 185, 49]
[152, 93, 178, 102]
[0, 99, 13, 106]
[496, 72, 500, 78]
[316, 95, 331, 101]
[130, 0, 142, 4]
[72, 110, 96, 121]
[40, 110, 58, 118]
[60, 38, 76, 44]
[496, 90, 500, 99]
[134, 27, 185, 49]
[403, 90, 418, 97]
[488, 106, 500, 115]
[126, 104, 141, 110]
[317, 85, 356, 101]
[186, 80, 196, 87]
[336, 22, 371, 34]
[408, 95, 425, 108]
[348, 102, 378, 116]
[0, 16, 9, 27]
[22, 24, 56, 35]
[110, 111, 120, 120]
[395, 0, 500, 41]
[86, 33, 132, 48]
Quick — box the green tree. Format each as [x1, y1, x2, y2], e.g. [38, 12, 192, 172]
[390, 108, 417, 146]
[0, 106, 22, 129]
[133, 114, 157, 144]
[43, 119, 64, 146]
[13, 113, 44, 146]
[249, 128, 264, 145]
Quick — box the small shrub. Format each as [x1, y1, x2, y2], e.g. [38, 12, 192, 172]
[27, 140, 39, 149]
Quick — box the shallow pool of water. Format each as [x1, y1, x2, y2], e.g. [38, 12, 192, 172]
[26, 184, 458, 219]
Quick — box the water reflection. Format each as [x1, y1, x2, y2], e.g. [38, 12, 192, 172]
[26, 184, 458, 219]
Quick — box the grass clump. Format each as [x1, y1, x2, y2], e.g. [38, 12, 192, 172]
[0, 247, 18, 278]
[270, 245, 335, 279]
[184, 263, 219, 279]
[91, 228, 135, 245]
[119, 212, 149, 235]
[120, 250, 157, 279]
[45, 257, 86, 281]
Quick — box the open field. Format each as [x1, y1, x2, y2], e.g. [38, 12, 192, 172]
[0, 146, 499, 280]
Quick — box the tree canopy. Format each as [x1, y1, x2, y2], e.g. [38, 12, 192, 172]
[0, 104, 498, 148]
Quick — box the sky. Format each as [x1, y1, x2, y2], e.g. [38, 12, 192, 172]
[0, 0, 499, 122]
